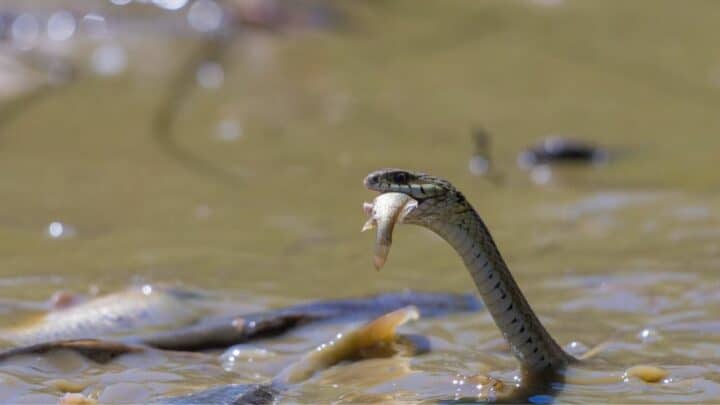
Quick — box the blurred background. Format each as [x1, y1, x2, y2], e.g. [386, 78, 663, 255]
[2, 0, 720, 402]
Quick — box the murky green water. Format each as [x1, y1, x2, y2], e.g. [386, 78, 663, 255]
[1, 0, 720, 403]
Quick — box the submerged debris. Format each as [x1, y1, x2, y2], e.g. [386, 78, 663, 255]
[517, 136, 609, 169]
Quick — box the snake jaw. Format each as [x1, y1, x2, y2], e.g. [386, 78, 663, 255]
[362, 193, 418, 270]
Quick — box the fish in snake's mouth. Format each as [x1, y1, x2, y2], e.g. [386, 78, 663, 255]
[361, 192, 417, 270]
[361, 169, 436, 270]
[362, 168, 465, 270]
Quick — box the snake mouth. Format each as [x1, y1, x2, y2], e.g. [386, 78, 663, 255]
[363, 170, 439, 205]
[363, 177, 429, 204]
[362, 174, 383, 193]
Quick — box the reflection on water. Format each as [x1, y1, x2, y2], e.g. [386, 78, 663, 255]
[1, 0, 720, 403]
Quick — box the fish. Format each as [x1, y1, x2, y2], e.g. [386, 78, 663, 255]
[0, 339, 144, 364]
[1, 286, 207, 346]
[362, 192, 418, 270]
[274, 305, 420, 385]
[137, 290, 480, 351]
[159, 306, 421, 405]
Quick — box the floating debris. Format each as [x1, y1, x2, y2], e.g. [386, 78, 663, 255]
[468, 127, 504, 184]
[518, 136, 609, 169]
[623, 365, 669, 383]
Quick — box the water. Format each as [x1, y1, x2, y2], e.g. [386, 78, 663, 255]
[1, 0, 720, 402]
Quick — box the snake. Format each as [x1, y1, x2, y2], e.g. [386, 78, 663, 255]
[363, 168, 577, 380]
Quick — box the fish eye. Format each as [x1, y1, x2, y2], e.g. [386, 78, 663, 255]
[392, 172, 410, 183]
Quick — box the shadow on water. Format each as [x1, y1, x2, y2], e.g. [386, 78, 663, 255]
[150, 30, 246, 190]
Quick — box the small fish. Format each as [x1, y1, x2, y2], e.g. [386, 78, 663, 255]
[362, 192, 418, 270]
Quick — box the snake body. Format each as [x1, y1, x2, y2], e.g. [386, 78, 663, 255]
[364, 169, 576, 376]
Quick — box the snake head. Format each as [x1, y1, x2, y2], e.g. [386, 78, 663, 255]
[364, 169, 468, 226]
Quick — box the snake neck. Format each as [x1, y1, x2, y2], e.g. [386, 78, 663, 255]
[424, 208, 574, 375]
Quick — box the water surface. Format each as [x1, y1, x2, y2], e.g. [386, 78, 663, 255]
[1, 0, 720, 402]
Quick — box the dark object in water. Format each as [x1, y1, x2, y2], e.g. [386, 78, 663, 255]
[0, 339, 143, 364]
[517, 136, 609, 169]
[468, 127, 504, 185]
[136, 291, 481, 351]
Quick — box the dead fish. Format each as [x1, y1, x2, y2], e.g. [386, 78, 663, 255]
[0, 339, 144, 364]
[160, 306, 421, 405]
[362, 192, 418, 269]
[517, 136, 609, 169]
[274, 306, 419, 385]
[58, 393, 97, 405]
[2, 286, 207, 346]
[136, 290, 481, 351]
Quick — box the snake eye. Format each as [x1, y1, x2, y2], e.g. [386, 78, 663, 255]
[392, 172, 410, 184]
